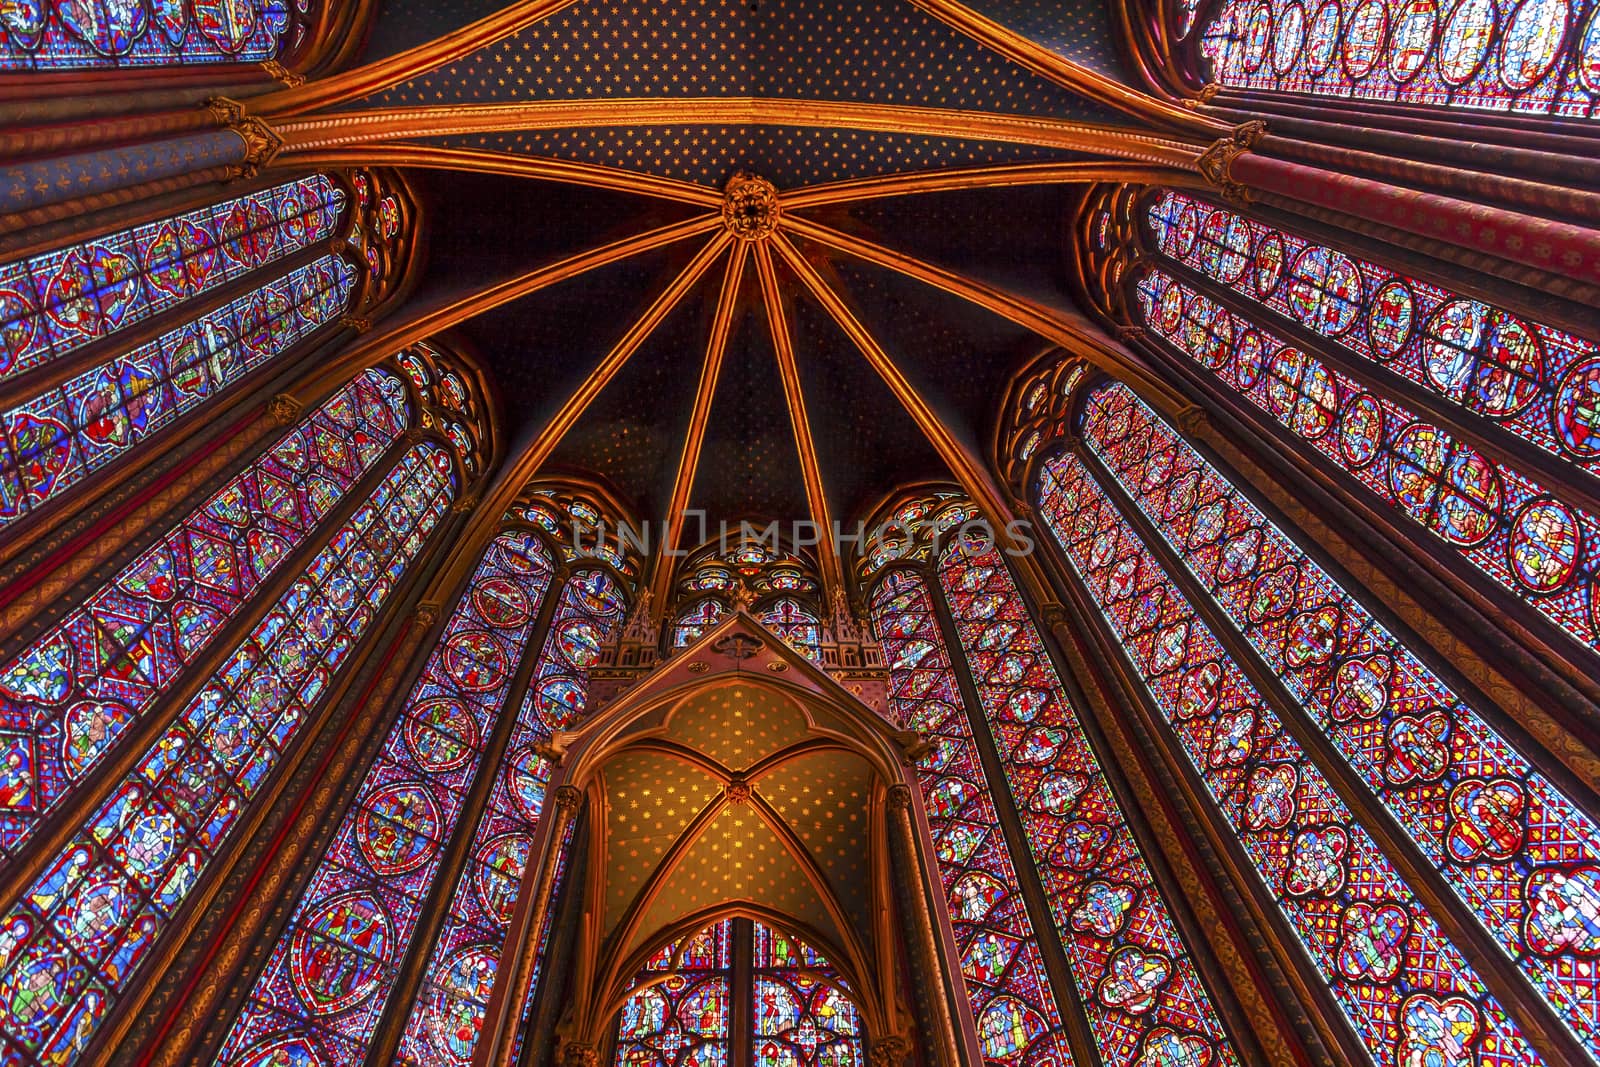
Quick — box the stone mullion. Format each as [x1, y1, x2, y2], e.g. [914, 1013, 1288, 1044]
[1148, 245, 1600, 522]
[362, 557, 574, 1067]
[999, 533, 1282, 1065]
[133, 498, 463, 1064]
[731, 916, 755, 1066]
[884, 782, 977, 1067]
[920, 566, 1103, 1067]
[520, 821, 590, 1067]
[1024, 481, 1348, 1067]
[1071, 435, 1594, 1067]
[0, 427, 416, 911]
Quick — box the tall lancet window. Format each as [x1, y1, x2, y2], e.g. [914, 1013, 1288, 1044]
[0, 174, 383, 530]
[0, 353, 469, 1063]
[1035, 378, 1600, 1064]
[215, 491, 634, 1067]
[869, 568, 1076, 1067]
[0, 0, 314, 70]
[862, 496, 1240, 1067]
[1197, 0, 1598, 117]
[1124, 189, 1600, 665]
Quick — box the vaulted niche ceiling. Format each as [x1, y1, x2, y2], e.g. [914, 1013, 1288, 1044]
[356, 0, 1162, 533]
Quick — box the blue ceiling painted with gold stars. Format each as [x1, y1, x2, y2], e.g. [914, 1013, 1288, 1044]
[358, 0, 1125, 189]
[389, 1, 1127, 527]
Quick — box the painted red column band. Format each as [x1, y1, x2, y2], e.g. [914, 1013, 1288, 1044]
[1232, 151, 1600, 289]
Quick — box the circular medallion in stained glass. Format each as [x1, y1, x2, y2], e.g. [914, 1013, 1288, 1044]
[233, 1037, 331, 1067]
[1422, 301, 1544, 418]
[442, 630, 508, 692]
[355, 782, 442, 875]
[421, 947, 497, 1063]
[1390, 422, 1503, 546]
[474, 833, 532, 923]
[406, 698, 478, 772]
[288, 891, 393, 1016]
[1507, 498, 1582, 593]
[555, 618, 603, 668]
[1389, 0, 1440, 81]
[1367, 279, 1416, 358]
[1339, 392, 1386, 468]
[1499, 0, 1569, 89]
[471, 576, 532, 629]
[1342, 0, 1388, 77]
[1236, 329, 1269, 389]
[1579, 4, 1600, 91]
[1286, 246, 1364, 336]
[1243, 4, 1275, 70]
[1198, 211, 1254, 282]
[506, 746, 549, 820]
[1553, 355, 1600, 457]
[535, 674, 587, 728]
[1154, 280, 1184, 333]
[1273, 2, 1309, 71]
[1254, 232, 1287, 296]
[1305, 1, 1344, 71]
[1438, 0, 1497, 83]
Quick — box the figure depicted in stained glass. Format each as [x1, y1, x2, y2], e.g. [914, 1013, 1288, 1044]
[1, 0, 304, 69]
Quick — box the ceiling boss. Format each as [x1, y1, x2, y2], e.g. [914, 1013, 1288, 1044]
[722, 171, 781, 241]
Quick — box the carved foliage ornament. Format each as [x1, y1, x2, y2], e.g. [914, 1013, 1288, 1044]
[1197, 120, 1266, 206]
[722, 172, 780, 241]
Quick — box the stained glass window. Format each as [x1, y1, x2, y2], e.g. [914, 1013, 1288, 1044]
[869, 571, 1076, 1067]
[2, 254, 355, 528]
[611, 919, 865, 1067]
[1036, 442, 1542, 1067]
[1, 176, 345, 380]
[0, 0, 302, 70]
[1199, 0, 1599, 117]
[614, 920, 735, 1067]
[1067, 380, 1600, 1059]
[1147, 192, 1600, 471]
[0, 424, 455, 1063]
[758, 599, 823, 661]
[1133, 235, 1600, 657]
[216, 531, 561, 1066]
[394, 567, 628, 1067]
[0, 367, 407, 858]
[936, 543, 1240, 1067]
[751, 921, 863, 1067]
[674, 599, 727, 649]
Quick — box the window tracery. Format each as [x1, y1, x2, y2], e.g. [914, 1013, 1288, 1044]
[0, 0, 316, 70]
[1041, 379, 1600, 1061]
[1197, 0, 1600, 117]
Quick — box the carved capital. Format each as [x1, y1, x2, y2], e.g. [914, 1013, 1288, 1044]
[1196, 135, 1253, 206]
[414, 601, 442, 628]
[554, 785, 583, 815]
[1176, 404, 1211, 437]
[340, 315, 373, 334]
[1115, 325, 1146, 345]
[561, 1043, 599, 1067]
[722, 172, 780, 241]
[205, 96, 248, 124]
[451, 493, 480, 515]
[259, 59, 306, 88]
[887, 783, 914, 812]
[266, 393, 304, 426]
[869, 1036, 912, 1067]
[229, 117, 284, 180]
[1038, 602, 1069, 631]
[1231, 118, 1268, 148]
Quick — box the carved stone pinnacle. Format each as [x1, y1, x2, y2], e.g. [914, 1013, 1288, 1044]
[722, 172, 780, 241]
